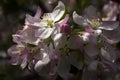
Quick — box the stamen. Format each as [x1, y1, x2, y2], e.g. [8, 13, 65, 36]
[91, 18, 102, 29]
[59, 45, 70, 56]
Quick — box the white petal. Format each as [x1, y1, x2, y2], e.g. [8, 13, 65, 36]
[94, 29, 102, 36]
[98, 21, 119, 30]
[20, 57, 27, 69]
[36, 28, 55, 39]
[51, 1, 65, 22]
[81, 32, 90, 42]
[34, 53, 50, 72]
[53, 33, 67, 49]
[73, 11, 86, 25]
[32, 22, 47, 27]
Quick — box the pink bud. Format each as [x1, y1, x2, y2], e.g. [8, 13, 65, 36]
[60, 24, 72, 34]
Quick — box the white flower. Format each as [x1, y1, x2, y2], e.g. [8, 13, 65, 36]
[73, 6, 119, 31]
[35, 1, 65, 40]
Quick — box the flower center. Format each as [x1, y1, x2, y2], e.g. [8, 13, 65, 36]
[17, 47, 24, 54]
[47, 20, 53, 28]
[59, 45, 70, 56]
[27, 44, 39, 54]
[91, 18, 102, 29]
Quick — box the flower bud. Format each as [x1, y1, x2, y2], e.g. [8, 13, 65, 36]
[60, 24, 72, 34]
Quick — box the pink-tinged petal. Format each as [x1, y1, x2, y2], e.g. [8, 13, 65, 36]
[49, 60, 58, 76]
[102, 1, 118, 21]
[25, 7, 41, 25]
[34, 7, 42, 19]
[73, 11, 86, 25]
[9, 55, 21, 65]
[20, 49, 29, 68]
[49, 59, 57, 77]
[8, 44, 29, 68]
[14, 26, 40, 45]
[59, 14, 69, 25]
[8, 44, 25, 56]
[98, 21, 119, 30]
[84, 26, 94, 33]
[12, 31, 24, 44]
[81, 32, 90, 42]
[7, 45, 19, 56]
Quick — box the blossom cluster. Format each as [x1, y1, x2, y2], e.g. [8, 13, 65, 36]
[8, 1, 120, 80]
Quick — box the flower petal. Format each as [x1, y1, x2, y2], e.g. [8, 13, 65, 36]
[98, 21, 119, 30]
[102, 25, 120, 42]
[67, 35, 84, 49]
[101, 44, 116, 62]
[85, 44, 100, 57]
[51, 1, 65, 22]
[73, 11, 86, 25]
[35, 27, 55, 40]
[84, 5, 99, 19]
[59, 14, 69, 25]
[53, 33, 67, 49]
[68, 52, 83, 70]
[25, 7, 41, 25]
[34, 53, 50, 72]
[57, 56, 72, 79]
[34, 7, 42, 19]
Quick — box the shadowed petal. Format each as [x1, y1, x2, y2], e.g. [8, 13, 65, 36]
[98, 21, 119, 30]
[34, 53, 50, 72]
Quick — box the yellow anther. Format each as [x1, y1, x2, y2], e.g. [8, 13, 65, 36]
[91, 18, 102, 29]
[47, 20, 53, 28]
[30, 47, 39, 54]
[17, 47, 24, 52]
[60, 46, 70, 56]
